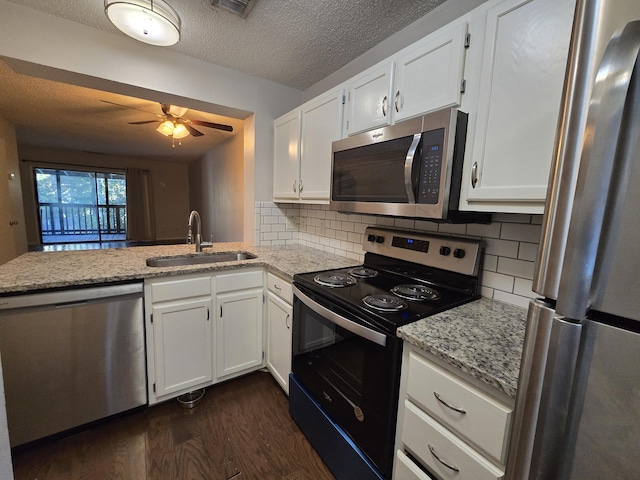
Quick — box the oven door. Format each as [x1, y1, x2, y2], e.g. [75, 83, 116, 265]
[291, 285, 402, 477]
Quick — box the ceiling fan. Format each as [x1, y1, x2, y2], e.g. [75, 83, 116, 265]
[101, 100, 234, 139]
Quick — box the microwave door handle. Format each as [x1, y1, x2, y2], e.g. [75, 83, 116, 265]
[292, 286, 387, 347]
[404, 134, 421, 204]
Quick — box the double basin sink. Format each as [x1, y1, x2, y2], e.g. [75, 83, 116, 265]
[146, 251, 256, 267]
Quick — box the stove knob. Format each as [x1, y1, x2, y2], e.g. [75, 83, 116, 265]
[453, 248, 466, 259]
[367, 234, 376, 242]
[375, 235, 385, 243]
[439, 246, 451, 256]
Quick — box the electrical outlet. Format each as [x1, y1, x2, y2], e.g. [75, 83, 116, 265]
[299, 217, 307, 230]
[285, 217, 298, 231]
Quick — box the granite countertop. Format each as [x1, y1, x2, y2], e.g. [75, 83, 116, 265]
[0, 243, 525, 400]
[0, 242, 360, 294]
[398, 297, 527, 399]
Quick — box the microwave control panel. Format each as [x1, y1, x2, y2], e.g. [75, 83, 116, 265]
[417, 127, 445, 205]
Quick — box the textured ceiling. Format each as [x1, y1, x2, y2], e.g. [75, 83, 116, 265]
[5, 0, 446, 91]
[0, 0, 447, 162]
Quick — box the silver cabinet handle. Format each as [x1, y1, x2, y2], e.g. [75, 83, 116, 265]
[274, 284, 281, 291]
[382, 96, 388, 117]
[299, 180, 304, 193]
[471, 161, 478, 188]
[395, 90, 400, 112]
[292, 180, 297, 193]
[428, 445, 460, 472]
[285, 313, 290, 329]
[433, 392, 467, 414]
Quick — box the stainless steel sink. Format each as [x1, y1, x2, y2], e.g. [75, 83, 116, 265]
[146, 251, 257, 267]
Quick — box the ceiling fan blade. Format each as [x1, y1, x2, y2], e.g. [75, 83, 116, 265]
[190, 119, 234, 132]
[128, 120, 161, 125]
[100, 99, 161, 116]
[181, 121, 204, 137]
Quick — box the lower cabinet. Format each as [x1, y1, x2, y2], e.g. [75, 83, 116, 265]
[215, 270, 264, 379]
[265, 272, 293, 394]
[394, 345, 513, 480]
[145, 269, 265, 405]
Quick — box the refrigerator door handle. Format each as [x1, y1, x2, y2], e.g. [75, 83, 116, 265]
[556, 21, 640, 319]
[505, 299, 582, 480]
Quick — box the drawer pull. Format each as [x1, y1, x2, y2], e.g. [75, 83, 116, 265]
[428, 444, 460, 472]
[433, 392, 467, 414]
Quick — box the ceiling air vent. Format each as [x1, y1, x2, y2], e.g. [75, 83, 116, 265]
[209, 0, 257, 18]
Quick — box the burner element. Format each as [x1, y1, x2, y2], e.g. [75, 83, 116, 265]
[349, 267, 379, 278]
[314, 273, 357, 288]
[391, 284, 441, 301]
[363, 294, 408, 312]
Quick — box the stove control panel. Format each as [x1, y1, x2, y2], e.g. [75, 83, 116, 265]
[363, 227, 481, 276]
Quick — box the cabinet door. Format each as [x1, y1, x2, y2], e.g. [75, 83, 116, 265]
[216, 288, 264, 378]
[345, 62, 394, 136]
[461, 0, 575, 213]
[273, 110, 301, 201]
[299, 89, 344, 203]
[152, 298, 213, 398]
[394, 21, 468, 123]
[266, 291, 292, 394]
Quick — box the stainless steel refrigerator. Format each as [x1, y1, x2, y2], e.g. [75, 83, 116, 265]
[505, 0, 640, 478]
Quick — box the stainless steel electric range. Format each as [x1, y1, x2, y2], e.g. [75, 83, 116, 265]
[289, 226, 482, 480]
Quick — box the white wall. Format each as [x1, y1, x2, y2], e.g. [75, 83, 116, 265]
[189, 133, 244, 242]
[0, 0, 303, 242]
[0, 117, 27, 265]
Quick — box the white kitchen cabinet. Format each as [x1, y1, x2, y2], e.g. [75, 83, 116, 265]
[266, 273, 293, 394]
[393, 20, 469, 123]
[394, 345, 513, 480]
[344, 18, 470, 136]
[273, 88, 343, 204]
[344, 61, 394, 135]
[459, 0, 576, 213]
[215, 269, 264, 379]
[145, 274, 214, 404]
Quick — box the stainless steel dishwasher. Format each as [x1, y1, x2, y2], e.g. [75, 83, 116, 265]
[0, 282, 146, 447]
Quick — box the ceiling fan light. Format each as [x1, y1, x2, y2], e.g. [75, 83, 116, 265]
[172, 123, 190, 139]
[156, 120, 175, 136]
[104, 0, 181, 47]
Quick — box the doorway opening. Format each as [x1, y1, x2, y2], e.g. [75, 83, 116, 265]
[34, 168, 127, 244]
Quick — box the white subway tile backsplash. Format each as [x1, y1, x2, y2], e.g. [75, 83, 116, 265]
[501, 222, 542, 243]
[497, 257, 535, 280]
[257, 203, 540, 309]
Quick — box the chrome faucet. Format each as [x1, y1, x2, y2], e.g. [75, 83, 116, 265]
[187, 210, 202, 253]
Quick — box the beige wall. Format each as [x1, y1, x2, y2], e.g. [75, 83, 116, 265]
[18, 146, 190, 245]
[189, 133, 244, 242]
[0, 117, 27, 265]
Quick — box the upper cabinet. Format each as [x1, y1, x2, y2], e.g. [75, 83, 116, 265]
[393, 21, 469, 123]
[344, 18, 469, 136]
[458, 0, 576, 214]
[273, 88, 344, 204]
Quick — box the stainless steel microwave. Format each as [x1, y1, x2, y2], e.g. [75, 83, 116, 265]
[330, 108, 489, 223]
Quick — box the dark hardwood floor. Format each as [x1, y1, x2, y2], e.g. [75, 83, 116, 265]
[11, 371, 335, 480]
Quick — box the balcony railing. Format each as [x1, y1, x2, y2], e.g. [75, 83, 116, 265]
[39, 203, 126, 237]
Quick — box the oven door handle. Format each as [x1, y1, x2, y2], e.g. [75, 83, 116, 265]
[293, 286, 387, 347]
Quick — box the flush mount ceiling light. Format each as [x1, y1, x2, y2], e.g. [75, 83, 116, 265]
[209, 0, 257, 18]
[104, 0, 181, 46]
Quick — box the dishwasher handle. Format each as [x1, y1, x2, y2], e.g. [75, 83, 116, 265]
[0, 283, 143, 311]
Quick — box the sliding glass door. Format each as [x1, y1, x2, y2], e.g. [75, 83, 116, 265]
[35, 168, 127, 244]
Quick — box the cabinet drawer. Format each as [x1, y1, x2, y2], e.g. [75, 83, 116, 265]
[402, 401, 504, 480]
[267, 273, 292, 303]
[150, 275, 211, 303]
[407, 350, 512, 464]
[216, 269, 263, 293]
[394, 449, 436, 480]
